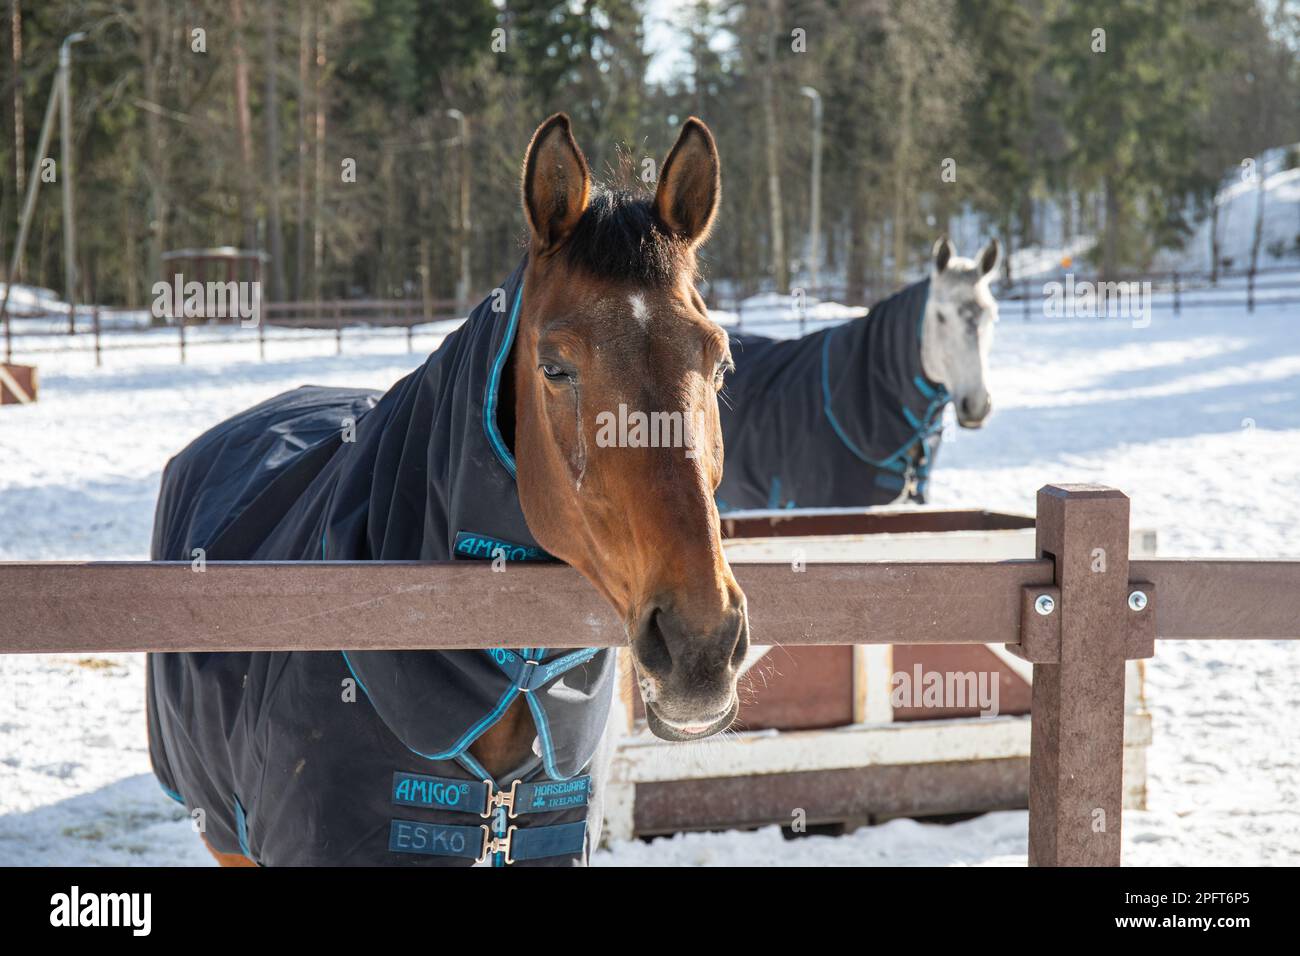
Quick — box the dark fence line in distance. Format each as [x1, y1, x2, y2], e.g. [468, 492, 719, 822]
[2, 298, 472, 366]
[705, 262, 1300, 331]
[4, 263, 1297, 364]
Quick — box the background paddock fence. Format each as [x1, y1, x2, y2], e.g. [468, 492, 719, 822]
[702, 263, 1300, 334]
[5, 264, 1298, 366]
[1, 296, 468, 366]
[2, 484, 1298, 866]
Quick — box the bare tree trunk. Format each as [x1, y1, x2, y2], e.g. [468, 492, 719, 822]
[380, 148, 396, 295]
[1000, 213, 1013, 284]
[231, 0, 257, 253]
[263, 0, 286, 300]
[418, 173, 432, 319]
[1209, 201, 1220, 284]
[124, 139, 139, 308]
[11, 0, 23, 241]
[312, 20, 326, 302]
[762, 0, 787, 292]
[845, 170, 868, 304]
[1102, 176, 1119, 279]
[295, 2, 310, 299]
[891, 58, 914, 285]
[141, 0, 169, 299]
[457, 118, 471, 309]
[1248, 159, 1266, 277]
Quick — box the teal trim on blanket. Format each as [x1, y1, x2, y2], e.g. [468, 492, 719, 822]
[484, 285, 524, 478]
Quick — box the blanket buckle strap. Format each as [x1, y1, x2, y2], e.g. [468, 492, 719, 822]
[478, 824, 518, 865]
[517, 658, 540, 692]
[478, 779, 520, 819]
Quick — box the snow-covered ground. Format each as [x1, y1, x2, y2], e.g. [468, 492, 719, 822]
[1155, 147, 1300, 276]
[1, 275, 1298, 865]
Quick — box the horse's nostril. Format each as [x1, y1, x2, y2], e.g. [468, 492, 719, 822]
[961, 395, 990, 421]
[729, 614, 749, 669]
[633, 607, 673, 678]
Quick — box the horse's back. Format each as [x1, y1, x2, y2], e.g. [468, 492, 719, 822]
[148, 384, 379, 862]
[718, 330, 831, 509]
[152, 385, 380, 561]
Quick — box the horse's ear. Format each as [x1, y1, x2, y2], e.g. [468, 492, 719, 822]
[977, 238, 1000, 278]
[932, 236, 955, 274]
[654, 117, 721, 245]
[522, 113, 591, 256]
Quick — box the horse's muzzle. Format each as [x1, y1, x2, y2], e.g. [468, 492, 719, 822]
[958, 393, 993, 428]
[630, 596, 749, 741]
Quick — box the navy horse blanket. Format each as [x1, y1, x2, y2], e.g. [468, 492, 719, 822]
[716, 280, 950, 511]
[146, 260, 616, 866]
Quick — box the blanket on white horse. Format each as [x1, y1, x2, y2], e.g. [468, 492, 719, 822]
[717, 279, 950, 510]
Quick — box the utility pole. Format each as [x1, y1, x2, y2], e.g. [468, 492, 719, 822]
[1, 34, 74, 360]
[800, 86, 822, 299]
[447, 108, 471, 315]
[60, 31, 86, 332]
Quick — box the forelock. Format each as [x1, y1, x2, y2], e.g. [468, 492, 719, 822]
[560, 187, 693, 286]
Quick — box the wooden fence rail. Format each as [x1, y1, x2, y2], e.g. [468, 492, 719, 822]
[2, 484, 1298, 866]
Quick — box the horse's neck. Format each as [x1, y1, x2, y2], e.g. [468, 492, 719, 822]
[469, 696, 537, 779]
[836, 289, 920, 411]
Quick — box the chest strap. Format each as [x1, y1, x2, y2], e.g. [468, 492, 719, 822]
[486, 647, 603, 692]
[387, 819, 587, 864]
[392, 771, 592, 818]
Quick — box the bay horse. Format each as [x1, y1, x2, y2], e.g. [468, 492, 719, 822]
[715, 238, 1000, 510]
[146, 114, 747, 866]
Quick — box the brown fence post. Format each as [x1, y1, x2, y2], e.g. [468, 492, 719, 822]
[92, 306, 102, 367]
[1028, 484, 1130, 866]
[335, 303, 343, 355]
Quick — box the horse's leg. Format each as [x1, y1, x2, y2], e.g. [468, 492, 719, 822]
[469, 695, 537, 778]
[201, 835, 258, 867]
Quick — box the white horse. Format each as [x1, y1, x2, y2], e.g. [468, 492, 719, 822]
[716, 236, 1000, 510]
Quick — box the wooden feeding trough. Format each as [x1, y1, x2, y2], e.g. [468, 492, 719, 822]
[0, 363, 38, 404]
[603, 507, 1155, 841]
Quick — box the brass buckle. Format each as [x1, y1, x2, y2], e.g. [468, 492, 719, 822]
[478, 824, 518, 865]
[478, 779, 521, 819]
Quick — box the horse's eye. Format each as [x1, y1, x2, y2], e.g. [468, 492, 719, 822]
[540, 364, 569, 382]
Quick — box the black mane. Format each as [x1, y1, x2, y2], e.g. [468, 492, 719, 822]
[561, 187, 689, 285]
